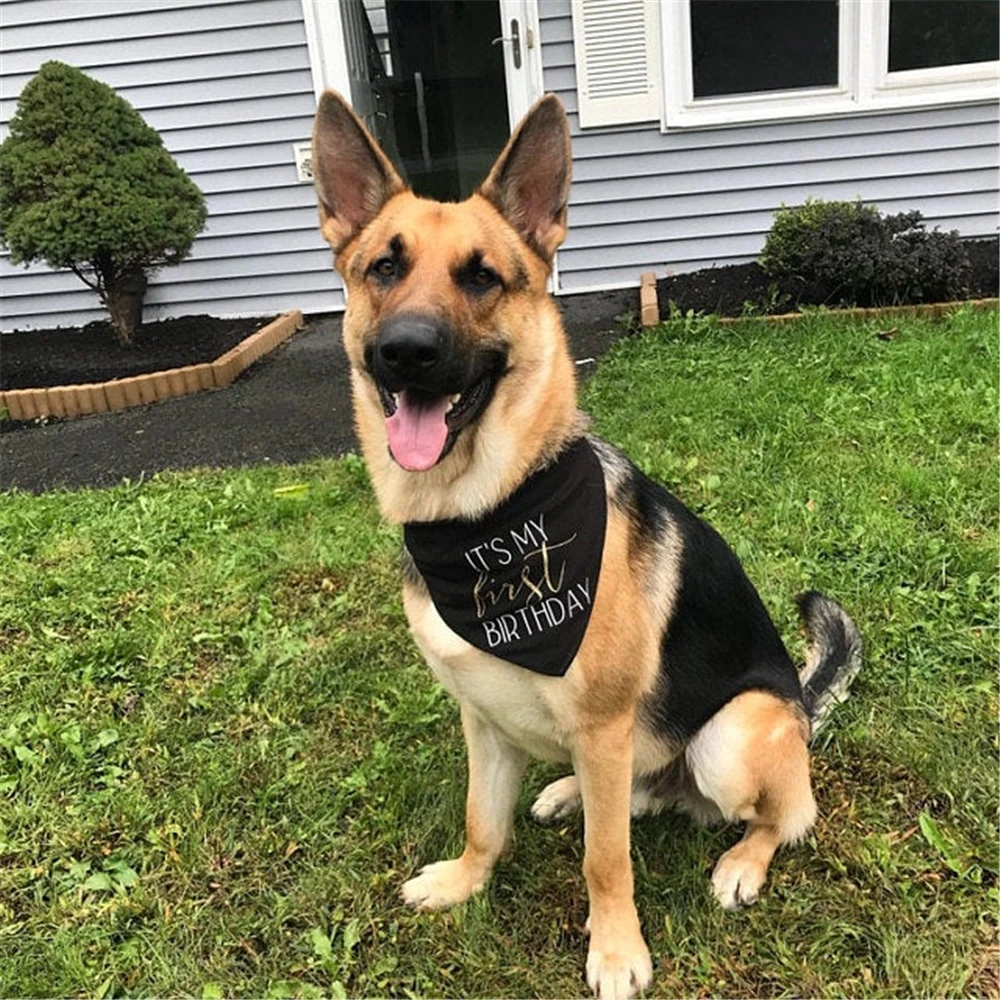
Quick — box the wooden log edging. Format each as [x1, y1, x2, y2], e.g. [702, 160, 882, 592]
[1, 309, 304, 423]
[639, 271, 659, 327]
[714, 297, 999, 326]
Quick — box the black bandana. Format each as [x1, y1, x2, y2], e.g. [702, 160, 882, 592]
[404, 438, 607, 677]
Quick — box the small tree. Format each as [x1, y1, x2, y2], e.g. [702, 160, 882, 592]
[0, 61, 207, 345]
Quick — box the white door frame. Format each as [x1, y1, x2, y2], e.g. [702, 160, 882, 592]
[497, 0, 546, 125]
[495, 0, 561, 292]
[302, 0, 543, 121]
[301, 0, 352, 99]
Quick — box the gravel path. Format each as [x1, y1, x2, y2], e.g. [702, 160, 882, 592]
[1, 291, 634, 494]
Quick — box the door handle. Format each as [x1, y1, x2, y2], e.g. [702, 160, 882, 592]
[491, 18, 522, 69]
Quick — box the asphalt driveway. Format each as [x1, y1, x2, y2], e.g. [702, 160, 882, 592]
[1, 290, 634, 494]
[1, 319, 355, 493]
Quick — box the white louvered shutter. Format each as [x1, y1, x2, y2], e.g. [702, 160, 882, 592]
[571, 0, 661, 128]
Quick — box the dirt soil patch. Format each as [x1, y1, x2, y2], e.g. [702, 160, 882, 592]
[3, 238, 995, 394]
[657, 238, 999, 317]
[1, 314, 272, 390]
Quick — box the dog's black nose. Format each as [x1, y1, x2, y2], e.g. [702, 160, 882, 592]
[375, 316, 453, 387]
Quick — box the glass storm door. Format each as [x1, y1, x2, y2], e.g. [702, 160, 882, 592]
[339, 0, 539, 201]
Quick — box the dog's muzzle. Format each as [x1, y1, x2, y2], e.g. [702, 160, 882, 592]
[365, 314, 507, 472]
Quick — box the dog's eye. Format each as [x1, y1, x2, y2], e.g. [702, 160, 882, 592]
[469, 266, 499, 291]
[371, 257, 397, 279]
[454, 256, 503, 296]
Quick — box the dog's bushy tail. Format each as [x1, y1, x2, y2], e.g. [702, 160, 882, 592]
[795, 590, 863, 740]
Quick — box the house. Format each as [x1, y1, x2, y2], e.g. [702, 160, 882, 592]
[1, 0, 997, 332]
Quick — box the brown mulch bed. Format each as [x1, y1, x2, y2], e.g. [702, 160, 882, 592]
[0, 314, 272, 391]
[656, 238, 999, 318]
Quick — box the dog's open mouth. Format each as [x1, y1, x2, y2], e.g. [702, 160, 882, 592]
[376, 368, 500, 472]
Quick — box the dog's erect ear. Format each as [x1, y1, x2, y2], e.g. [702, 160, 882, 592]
[312, 90, 406, 254]
[478, 94, 572, 262]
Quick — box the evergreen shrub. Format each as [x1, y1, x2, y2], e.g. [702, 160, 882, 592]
[0, 61, 207, 344]
[760, 198, 970, 307]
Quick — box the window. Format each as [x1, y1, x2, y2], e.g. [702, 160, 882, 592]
[690, 1, 840, 99]
[659, 0, 999, 129]
[888, 1, 999, 72]
[870, 0, 1000, 108]
[572, 0, 999, 129]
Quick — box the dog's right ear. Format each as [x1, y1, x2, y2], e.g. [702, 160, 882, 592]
[312, 90, 406, 254]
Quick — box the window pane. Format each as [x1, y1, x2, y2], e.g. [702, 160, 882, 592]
[690, 1, 839, 99]
[889, 0, 999, 72]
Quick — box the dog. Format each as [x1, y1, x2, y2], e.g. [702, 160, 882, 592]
[312, 91, 862, 1000]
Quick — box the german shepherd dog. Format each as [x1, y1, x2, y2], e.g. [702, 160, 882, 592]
[312, 92, 861, 999]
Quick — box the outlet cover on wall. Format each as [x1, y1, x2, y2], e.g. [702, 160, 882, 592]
[293, 142, 313, 183]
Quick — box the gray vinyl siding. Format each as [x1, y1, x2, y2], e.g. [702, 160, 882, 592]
[0, 0, 342, 332]
[3, 0, 996, 324]
[540, 0, 1000, 293]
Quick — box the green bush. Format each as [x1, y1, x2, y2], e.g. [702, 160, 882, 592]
[0, 61, 207, 344]
[760, 198, 971, 307]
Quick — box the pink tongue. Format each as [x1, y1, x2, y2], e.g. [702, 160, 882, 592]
[385, 391, 451, 471]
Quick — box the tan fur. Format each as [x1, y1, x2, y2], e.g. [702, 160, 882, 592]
[340, 192, 579, 523]
[686, 690, 816, 908]
[402, 704, 526, 911]
[589, 438, 685, 649]
[573, 710, 653, 998]
[573, 505, 662, 717]
[313, 90, 819, 1000]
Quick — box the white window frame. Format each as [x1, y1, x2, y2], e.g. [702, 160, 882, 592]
[865, 0, 1000, 107]
[660, 0, 1000, 131]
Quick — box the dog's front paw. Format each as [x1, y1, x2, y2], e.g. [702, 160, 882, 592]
[531, 774, 581, 824]
[710, 842, 768, 910]
[586, 920, 652, 999]
[401, 859, 485, 911]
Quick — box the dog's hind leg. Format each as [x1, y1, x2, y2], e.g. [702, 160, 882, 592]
[531, 774, 582, 823]
[402, 706, 527, 910]
[531, 774, 670, 823]
[685, 689, 817, 910]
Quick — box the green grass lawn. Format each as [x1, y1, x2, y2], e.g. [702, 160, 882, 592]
[1, 307, 996, 999]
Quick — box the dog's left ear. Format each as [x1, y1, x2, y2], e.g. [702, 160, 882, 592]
[478, 95, 571, 263]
